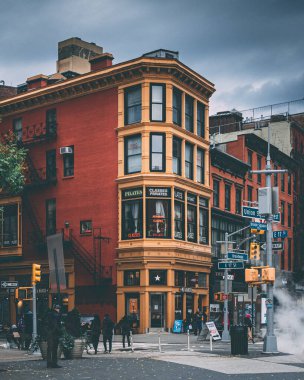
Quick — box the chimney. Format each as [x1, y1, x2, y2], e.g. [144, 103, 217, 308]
[90, 53, 114, 71]
[26, 74, 48, 90]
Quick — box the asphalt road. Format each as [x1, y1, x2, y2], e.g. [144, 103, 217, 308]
[1, 355, 304, 380]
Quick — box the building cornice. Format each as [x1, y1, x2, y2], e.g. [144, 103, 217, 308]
[0, 57, 215, 119]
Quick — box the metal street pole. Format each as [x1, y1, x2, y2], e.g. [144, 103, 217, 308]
[251, 125, 287, 353]
[32, 284, 37, 341]
[219, 225, 251, 342]
[222, 232, 230, 342]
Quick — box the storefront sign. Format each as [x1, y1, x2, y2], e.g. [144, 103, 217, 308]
[199, 197, 209, 208]
[206, 321, 221, 340]
[146, 187, 171, 198]
[174, 189, 185, 201]
[180, 287, 193, 293]
[129, 298, 138, 314]
[122, 187, 143, 199]
[187, 193, 197, 204]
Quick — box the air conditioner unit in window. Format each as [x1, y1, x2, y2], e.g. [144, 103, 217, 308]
[59, 147, 73, 155]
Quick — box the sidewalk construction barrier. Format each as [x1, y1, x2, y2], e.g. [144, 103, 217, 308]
[187, 329, 190, 351]
[210, 332, 213, 351]
[158, 331, 162, 353]
[130, 331, 134, 352]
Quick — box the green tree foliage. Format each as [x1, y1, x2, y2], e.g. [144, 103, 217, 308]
[0, 132, 27, 195]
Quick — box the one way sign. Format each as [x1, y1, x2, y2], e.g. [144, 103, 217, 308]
[1, 281, 18, 288]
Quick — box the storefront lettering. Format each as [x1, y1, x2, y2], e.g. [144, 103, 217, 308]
[187, 193, 197, 204]
[174, 189, 184, 201]
[180, 287, 193, 293]
[122, 188, 143, 199]
[146, 187, 171, 198]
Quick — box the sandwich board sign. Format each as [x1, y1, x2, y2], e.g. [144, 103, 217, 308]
[206, 321, 221, 340]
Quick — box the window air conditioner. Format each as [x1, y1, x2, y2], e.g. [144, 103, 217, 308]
[59, 147, 73, 155]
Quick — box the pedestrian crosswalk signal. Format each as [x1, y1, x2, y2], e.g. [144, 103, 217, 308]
[214, 292, 224, 301]
[32, 263, 41, 285]
[245, 268, 259, 282]
[249, 242, 260, 260]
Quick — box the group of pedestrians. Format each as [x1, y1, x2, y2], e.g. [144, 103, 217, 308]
[5, 311, 33, 350]
[89, 313, 132, 354]
[183, 309, 208, 335]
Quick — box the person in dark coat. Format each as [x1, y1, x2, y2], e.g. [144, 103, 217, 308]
[102, 314, 115, 353]
[23, 311, 33, 350]
[46, 305, 62, 368]
[193, 310, 202, 336]
[90, 314, 101, 354]
[118, 315, 131, 348]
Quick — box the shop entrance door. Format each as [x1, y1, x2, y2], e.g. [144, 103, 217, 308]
[150, 293, 165, 329]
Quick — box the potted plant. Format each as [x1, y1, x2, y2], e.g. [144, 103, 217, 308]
[60, 308, 85, 359]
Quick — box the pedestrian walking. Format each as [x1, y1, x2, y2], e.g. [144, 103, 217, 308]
[117, 315, 131, 348]
[24, 310, 33, 350]
[17, 315, 25, 349]
[102, 314, 115, 353]
[244, 313, 254, 343]
[90, 314, 101, 354]
[46, 305, 62, 368]
[193, 309, 202, 336]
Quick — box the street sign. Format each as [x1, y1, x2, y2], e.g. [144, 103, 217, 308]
[261, 242, 284, 251]
[242, 206, 280, 222]
[227, 252, 248, 261]
[222, 275, 234, 280]
[1, 281, 18, 289]
[250, 222, 267, 231]
[273, 230, 288, 239]
[218, 261, 244, 269]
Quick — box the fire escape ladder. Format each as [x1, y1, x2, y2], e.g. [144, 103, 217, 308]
[25, 154, 43, 185]
[67, 231, 108, 283]
[22, 192, 44, 245]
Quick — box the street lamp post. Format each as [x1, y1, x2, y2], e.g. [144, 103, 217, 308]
[251, 125, 287, 353]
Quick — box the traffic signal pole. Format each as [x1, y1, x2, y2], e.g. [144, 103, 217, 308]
[251, 125, 287, 353]
[32, 283, 37, 340]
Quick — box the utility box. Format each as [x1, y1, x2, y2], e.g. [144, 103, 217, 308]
[258, 187, 272, 215]
[272, 187, 279, 214]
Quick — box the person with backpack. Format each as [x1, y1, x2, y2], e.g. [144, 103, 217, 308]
[244, 313, 255, 343]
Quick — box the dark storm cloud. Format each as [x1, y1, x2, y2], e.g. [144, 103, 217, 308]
[1, 0, 303, 112]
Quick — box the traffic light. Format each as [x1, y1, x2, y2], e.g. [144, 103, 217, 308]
[249, 242, 260, 260]
[262, 267, 275, 282]
[250, 229, 265, 235]
[32, 263, 41, 285]
[214, 292, 224, 301]
[245, 268, 259, 282]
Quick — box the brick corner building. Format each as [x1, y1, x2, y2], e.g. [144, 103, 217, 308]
[0, 38, 215, 332]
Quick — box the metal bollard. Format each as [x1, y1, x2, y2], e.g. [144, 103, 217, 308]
[130, 331, 134, 352]
[158, 331, 162, 353]
[210, 333, 213, 351]
[187, 329, 190, 351]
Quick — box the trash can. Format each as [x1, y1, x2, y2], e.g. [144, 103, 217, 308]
[230, 325, 248, 355]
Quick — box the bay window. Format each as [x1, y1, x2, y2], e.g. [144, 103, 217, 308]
[125, 135, 142, 174]
[185, 95, 194, 132]
[197, 148, 205, 184]
[122, 200, 143, 239]
[150, 133, 165, 172]
[185, 143, 193, 180]
[125, 85, 141, 125]
[150, 84, 165, 122]
[197, 102, 205, 138]
[173, 87, 182, 126]
[173, 137, 182, 175]
[187, 205, 197, 242]
[146, 199, 170, 238]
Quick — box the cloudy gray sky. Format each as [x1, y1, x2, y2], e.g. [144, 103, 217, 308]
[1, 0, 303, 114]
